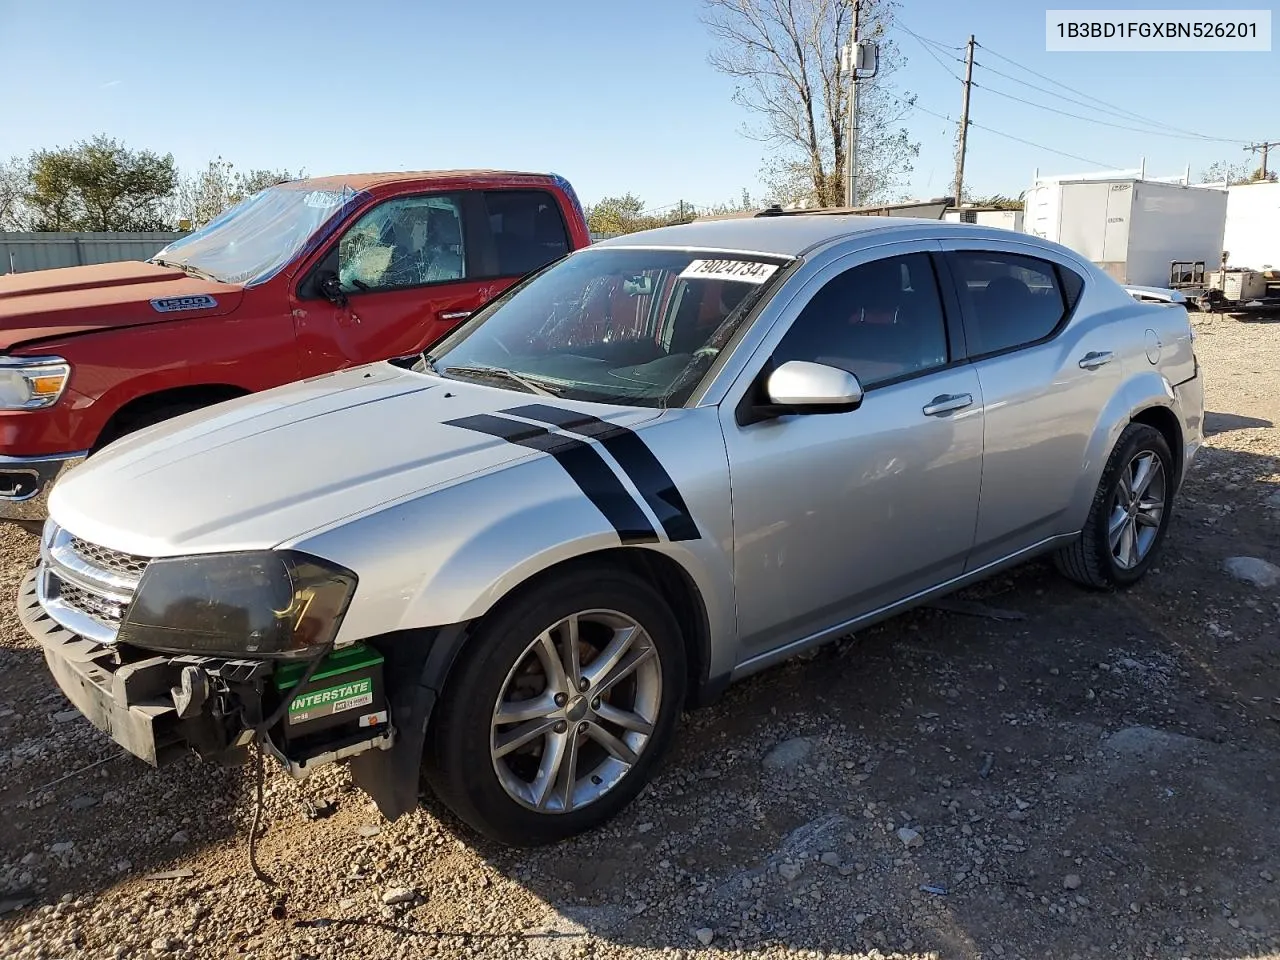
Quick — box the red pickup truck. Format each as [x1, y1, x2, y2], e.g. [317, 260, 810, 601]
[0, 170, 591, 524]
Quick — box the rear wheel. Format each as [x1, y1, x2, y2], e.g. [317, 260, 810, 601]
[1055, 422, 1174, 589]
[424, 567, 685, 846]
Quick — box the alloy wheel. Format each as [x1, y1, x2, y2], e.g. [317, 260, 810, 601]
[490, 610, 662, 813]
[1108, 450, 1167, 570]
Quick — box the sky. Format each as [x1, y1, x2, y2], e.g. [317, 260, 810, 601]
[1, 0, 1275, 213]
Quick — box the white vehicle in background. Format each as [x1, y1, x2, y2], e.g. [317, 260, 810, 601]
[1023, 171, 1228, 299]
[21, 214, 1201, 846]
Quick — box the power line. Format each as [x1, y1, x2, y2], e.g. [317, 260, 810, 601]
[898, 22, 966, 82]
[973, 59, 1200, 131]
[886, 92, 1119, 169]
[974, 41, 1248, 146]
[892, 18, 964, 51]
[973, 82, 1245, 144]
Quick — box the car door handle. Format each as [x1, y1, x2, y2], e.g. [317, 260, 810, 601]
[439, 310, 472, 322]
[1078, 350, 1114, 370]
[922, 393, 974, 416]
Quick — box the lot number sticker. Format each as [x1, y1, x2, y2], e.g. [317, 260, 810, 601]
[678, 259, 778, 284]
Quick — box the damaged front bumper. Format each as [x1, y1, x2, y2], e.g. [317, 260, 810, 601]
[17, 570, 393, 777]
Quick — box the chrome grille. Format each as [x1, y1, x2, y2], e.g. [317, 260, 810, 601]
[68, 537, 150, 578]
[53, 580, 127, 627]
[37, 524, 150, 645]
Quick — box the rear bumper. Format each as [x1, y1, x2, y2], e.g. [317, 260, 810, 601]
[0, 451, 86, 522]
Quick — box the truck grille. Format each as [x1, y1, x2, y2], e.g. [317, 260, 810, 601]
[38, 524, 150, 645]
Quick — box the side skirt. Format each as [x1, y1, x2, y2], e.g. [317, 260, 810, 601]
[728, 533, 1078, 682]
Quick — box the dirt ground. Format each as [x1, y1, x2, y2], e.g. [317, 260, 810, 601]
[2, 311, 1279, 960]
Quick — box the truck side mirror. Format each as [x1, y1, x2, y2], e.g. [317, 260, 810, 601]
[319, 274, 347, 308]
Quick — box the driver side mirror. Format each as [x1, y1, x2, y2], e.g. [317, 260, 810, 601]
[738, 360, 864, 425]
[319, 273, 348, 307]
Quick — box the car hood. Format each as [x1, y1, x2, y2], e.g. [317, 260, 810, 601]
[0, 260, 243, 350]
[48, 363, 661, 557]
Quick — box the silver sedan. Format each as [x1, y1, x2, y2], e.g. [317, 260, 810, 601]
[24, 213, 1203, 845]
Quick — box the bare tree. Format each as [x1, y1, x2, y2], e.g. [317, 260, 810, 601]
[703, 0, 919, 207]
[172, 157, 299, 229]
[0, 156, 31, 230]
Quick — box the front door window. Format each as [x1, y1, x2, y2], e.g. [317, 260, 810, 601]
[338, 195, 466, 293]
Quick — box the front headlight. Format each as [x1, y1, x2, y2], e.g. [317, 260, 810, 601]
[116, 551, 358, 659]
[0, 356, 71, 410]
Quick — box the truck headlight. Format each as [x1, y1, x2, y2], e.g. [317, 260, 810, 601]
[117, 551, 358, 659]
[0, 356, 71, 410]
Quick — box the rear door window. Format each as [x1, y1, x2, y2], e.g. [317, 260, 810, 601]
[483, 190, 570, 278]
[947, 251, 1078, 355]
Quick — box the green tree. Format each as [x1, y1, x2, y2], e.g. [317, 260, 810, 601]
[586, 193, 649, 235]
[27, 134, 177, 231]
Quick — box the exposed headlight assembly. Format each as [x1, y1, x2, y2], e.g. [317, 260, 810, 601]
[117, 551, 357, 659]
[0, 356, 71, 410]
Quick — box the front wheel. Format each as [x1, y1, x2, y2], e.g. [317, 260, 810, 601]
[424, 567, 686, 846]
[1055, 422, 1174, 589]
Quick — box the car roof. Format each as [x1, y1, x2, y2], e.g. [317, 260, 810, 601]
[592, 215, 953, 257]
[283, 170, 560, 192]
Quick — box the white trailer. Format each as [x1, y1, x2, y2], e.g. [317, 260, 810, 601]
[1223, 180, 1280, 271]
[944, 208, 1025, 232]
[1023, 174, 1227, 290]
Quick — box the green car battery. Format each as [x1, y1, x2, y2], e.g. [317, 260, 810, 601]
[271, 644, 388, 758]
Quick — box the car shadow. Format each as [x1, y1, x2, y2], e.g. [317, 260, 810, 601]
[1204, 409, 1273, 435]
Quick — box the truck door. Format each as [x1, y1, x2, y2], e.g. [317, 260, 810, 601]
[291, 189, 573, 377]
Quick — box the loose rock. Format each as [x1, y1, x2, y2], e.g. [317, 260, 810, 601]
[763, 738, 812, 772]
[1064, 874, 1083, 890]
[1223, 556, 1280, 588]
[897, 827, 924, 849]
[695, 927, 715, 946]
[381, 887, 416, 906]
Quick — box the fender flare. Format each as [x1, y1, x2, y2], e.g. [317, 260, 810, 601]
[1066, 370, 1177, 531]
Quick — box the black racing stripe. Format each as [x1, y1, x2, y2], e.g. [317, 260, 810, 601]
[502, 404, 700, 542]
[443, 414, 659, 544]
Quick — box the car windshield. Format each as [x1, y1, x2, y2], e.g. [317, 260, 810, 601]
[150, 184, 366, 286]
[425, 247, 791, 408]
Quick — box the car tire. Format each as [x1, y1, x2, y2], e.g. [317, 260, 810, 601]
[1054, 422, 1174, 590]
[424, 565, 686, 846]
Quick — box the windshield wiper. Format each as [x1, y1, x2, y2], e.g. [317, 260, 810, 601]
[440, 364, 563, 397]
[151, 257, 219, 282]
[177, 262, 221, 283]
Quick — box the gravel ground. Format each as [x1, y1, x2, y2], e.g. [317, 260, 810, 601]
[2, 311, 1279, 960]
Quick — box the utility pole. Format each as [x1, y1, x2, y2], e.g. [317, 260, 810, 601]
[1244, 141, 1280, 179]
[952, 35, 976, 208]
[844, 0, 861, 208]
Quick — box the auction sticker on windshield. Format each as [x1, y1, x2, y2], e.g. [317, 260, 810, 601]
[678, 259, 778, 284]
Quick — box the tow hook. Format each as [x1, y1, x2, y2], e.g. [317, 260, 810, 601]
[171, 665, 211, 720]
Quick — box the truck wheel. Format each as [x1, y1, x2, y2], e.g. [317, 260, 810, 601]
[424, 566, 686, 846]
[1054, 422, 1174, 589]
